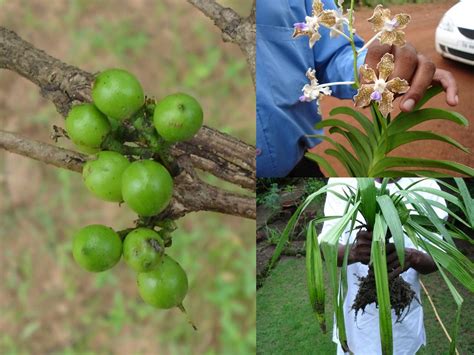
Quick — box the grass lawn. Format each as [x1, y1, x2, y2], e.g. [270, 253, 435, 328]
[257, 258, 473, 355]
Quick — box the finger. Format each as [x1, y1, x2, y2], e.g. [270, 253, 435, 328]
[389, 266, 403, 280]
[400, 54, 436, 112]
[386, 251, 399, 266]
[388, 259, 400, 271]
[432, 68, 458, 106]
[390, 44, 418, 82]
[385, 243, 396, 254]
[364, 42, 392, 70]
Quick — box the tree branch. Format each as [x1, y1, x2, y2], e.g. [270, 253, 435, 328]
[0, 18, 256, 220]
[0, 130, 255, 220]
[186, 0, 256, 87]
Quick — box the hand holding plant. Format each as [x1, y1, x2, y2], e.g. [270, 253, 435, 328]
[293, 0, 473, 177]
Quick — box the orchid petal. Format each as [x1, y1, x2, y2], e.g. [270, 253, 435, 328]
[377, 53, 395, 81]
[392, 30, 407, 47]
[394, 13, 411, 30]
[379, 30, 398, 46]
[319, 10, 337, 28]
[379, 90, 394, 117]
[354, 85, 375, 108]
[387, 77, 410, 94]
[360, 64, 378, 83]
[368, 5, 390, 32]
[313, 0, 324, 16]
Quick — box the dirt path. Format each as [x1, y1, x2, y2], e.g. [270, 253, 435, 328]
[311, 0, 474, 176]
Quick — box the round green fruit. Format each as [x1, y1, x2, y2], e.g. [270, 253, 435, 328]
[121, 160, 173, 216]
[123, 228, 165, 272]
[137, 255, 188, 309]
[153, 93, 203, 142]
[76, 145, 101, 155]
[66, 103, 111, 148]
[92, 68, 145, 121]
[82, 151, 130, 202]
[72, 224, 122, 272]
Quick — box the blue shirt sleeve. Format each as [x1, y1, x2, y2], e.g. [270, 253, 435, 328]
[256, 0, 367, 177]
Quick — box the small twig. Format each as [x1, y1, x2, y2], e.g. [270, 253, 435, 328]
[420, 280, 460, 355]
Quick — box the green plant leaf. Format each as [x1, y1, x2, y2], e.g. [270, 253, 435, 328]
[328, 127, 371, 170]
[306, 220, 326, 333]
[317, 118, 373, 160]
[454, 178, 474, 227]
[388, 108, 468, 136]
[372, 214, 393, 355]
[270, 182, 354, 270]
[369, 157, 474, 177]
[308, 134, 365, 176]
[386, 131, 469, 154]
[305, 152, 338, 177]
[411, 85, 443, 111]
[377, 195, 405, 268]
[357, 178, 377, 229]
[329, 106, 378, 146]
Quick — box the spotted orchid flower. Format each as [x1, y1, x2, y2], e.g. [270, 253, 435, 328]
[368, 5, 411, 46]
[353, 53, 410, 117]
[299, 68, 332, 114]
[293, 0, 337, 48]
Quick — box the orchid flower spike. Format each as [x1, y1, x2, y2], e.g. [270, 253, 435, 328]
[353, 53, 410, 117]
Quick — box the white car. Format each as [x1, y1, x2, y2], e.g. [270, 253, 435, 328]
[435, 0, 474, 66]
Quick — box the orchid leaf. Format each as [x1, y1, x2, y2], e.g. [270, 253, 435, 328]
[388, 108, 468, 136]
[305, 152, 338, 177]
[370, 157, 474, 177]
[306, 220, 326, 333]
[386, 131, 469, 154]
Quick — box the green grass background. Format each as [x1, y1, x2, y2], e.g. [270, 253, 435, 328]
[0, 1, 255, 354]
[257, 258, 474, 355]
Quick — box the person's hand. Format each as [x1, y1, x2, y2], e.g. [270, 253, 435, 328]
[365, 42, 458, 112]
[386, 244, 413, 279]
[349, 230, 373, 265]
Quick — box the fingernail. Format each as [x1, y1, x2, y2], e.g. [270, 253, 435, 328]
[403, 99, 415, 111]
[455, 95, 459, 105]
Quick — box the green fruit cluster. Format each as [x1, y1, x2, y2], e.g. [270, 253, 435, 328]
[64, 68, 203, 315]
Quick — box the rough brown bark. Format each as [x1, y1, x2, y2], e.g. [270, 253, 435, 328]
[0, 2, 256, 220]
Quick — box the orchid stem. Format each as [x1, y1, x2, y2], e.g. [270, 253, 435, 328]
[319, 81, 355, 88]
[348, 0, 360, 88]
[358, 32, 381, 54]
[323, 26, 352, 42]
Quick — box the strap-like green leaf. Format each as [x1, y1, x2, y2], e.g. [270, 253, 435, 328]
[388, 109, 468, 136]
[372, 215, 393, 355]
[305, 152, 338, 177]
[308, 134, 364, 176]
[329, 106, 378, 145]
[377, 195, 405, 268]
[386, 131, 469, 154]
[357, 178, 377, 229]
[329, 127, 371, 170]
[454, 178, 474, 227]
[369, 157, 474, 177]
[317, 118, 374, 159]
[306, 220, 326, 333]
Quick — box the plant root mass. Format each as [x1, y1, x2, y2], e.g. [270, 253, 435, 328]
[352, 268, 418, 322]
